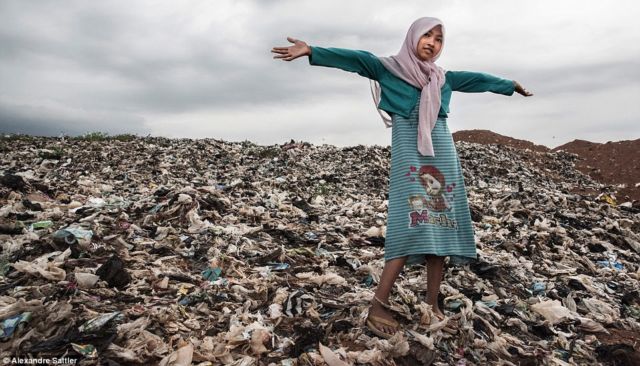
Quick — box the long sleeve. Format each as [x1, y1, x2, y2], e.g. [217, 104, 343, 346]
[308, 46, 385, 80]
[447, 71, 515, 96]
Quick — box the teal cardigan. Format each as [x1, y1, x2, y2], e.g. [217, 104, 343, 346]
[308, 46, 515, 119]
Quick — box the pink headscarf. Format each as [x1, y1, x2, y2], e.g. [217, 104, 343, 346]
[370, 17, 446, 156]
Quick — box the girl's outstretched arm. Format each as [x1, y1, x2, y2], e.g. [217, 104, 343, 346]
[272, 37, 311, 61]
[448, 71, 533, 97]
[272, 39, 384, 80]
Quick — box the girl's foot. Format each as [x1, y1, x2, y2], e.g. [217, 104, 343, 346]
[367, 296, 400, 336]
[432, 307, 445, 321]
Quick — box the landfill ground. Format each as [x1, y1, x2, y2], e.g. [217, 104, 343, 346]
[0, 134, 639, 365]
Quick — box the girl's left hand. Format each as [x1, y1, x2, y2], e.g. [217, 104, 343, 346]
[514, 81, 533, 96]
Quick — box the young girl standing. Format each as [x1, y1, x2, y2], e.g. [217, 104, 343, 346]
[272, 17, 532, 339]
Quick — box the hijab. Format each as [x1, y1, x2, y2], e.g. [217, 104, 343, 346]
[370, 17, 447, 157]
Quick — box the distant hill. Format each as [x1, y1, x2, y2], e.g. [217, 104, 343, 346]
[551, 138, 640, 203]
[452, 129, 549, 153]
[453, 130, 640, 203]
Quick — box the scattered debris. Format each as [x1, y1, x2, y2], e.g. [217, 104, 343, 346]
[0, 136, 638, 365]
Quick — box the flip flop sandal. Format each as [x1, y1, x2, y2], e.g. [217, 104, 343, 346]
[373, 295, 392, 308]
[373, 295, 401, 312]
[373, 295, 414, 321]
[366, 314, 400, 339]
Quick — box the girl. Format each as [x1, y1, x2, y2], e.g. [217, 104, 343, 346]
[272, 17, 532, 339]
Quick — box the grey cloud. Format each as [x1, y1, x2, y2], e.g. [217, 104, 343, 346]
[506, 60, 640, 95]
[0, 0, 638, 145]
[0, 99, 150, 137]
[0, 0, 366, 115]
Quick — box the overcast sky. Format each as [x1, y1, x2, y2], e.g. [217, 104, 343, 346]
[1, 0, 638, 148]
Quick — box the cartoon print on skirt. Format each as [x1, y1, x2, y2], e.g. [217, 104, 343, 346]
[405, 165, 458, 230]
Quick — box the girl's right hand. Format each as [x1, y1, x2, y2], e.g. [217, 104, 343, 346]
[271, 37, 311, 61]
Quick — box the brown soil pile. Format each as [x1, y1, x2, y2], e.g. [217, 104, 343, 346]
[452, 129, 549, 153]
[453, 130, 640, 203]
[552, 139, 640, 203]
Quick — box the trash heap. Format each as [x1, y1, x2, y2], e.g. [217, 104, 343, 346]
[0, 135, 639, 365]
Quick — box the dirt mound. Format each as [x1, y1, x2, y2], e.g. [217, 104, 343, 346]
[453, 129, 550, 153]
[453, 130, 640, 203]
[552, 139, 640, 202]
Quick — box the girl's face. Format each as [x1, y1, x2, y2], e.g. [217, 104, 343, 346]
[416, 25, 443, 61]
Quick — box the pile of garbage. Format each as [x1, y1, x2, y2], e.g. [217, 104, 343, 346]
[0, 135, 639, 365]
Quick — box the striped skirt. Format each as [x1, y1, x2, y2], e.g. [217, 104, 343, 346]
[384, 104, 478, 266]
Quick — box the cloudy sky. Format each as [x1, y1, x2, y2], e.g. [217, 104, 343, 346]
[1, 0, 638, 148]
